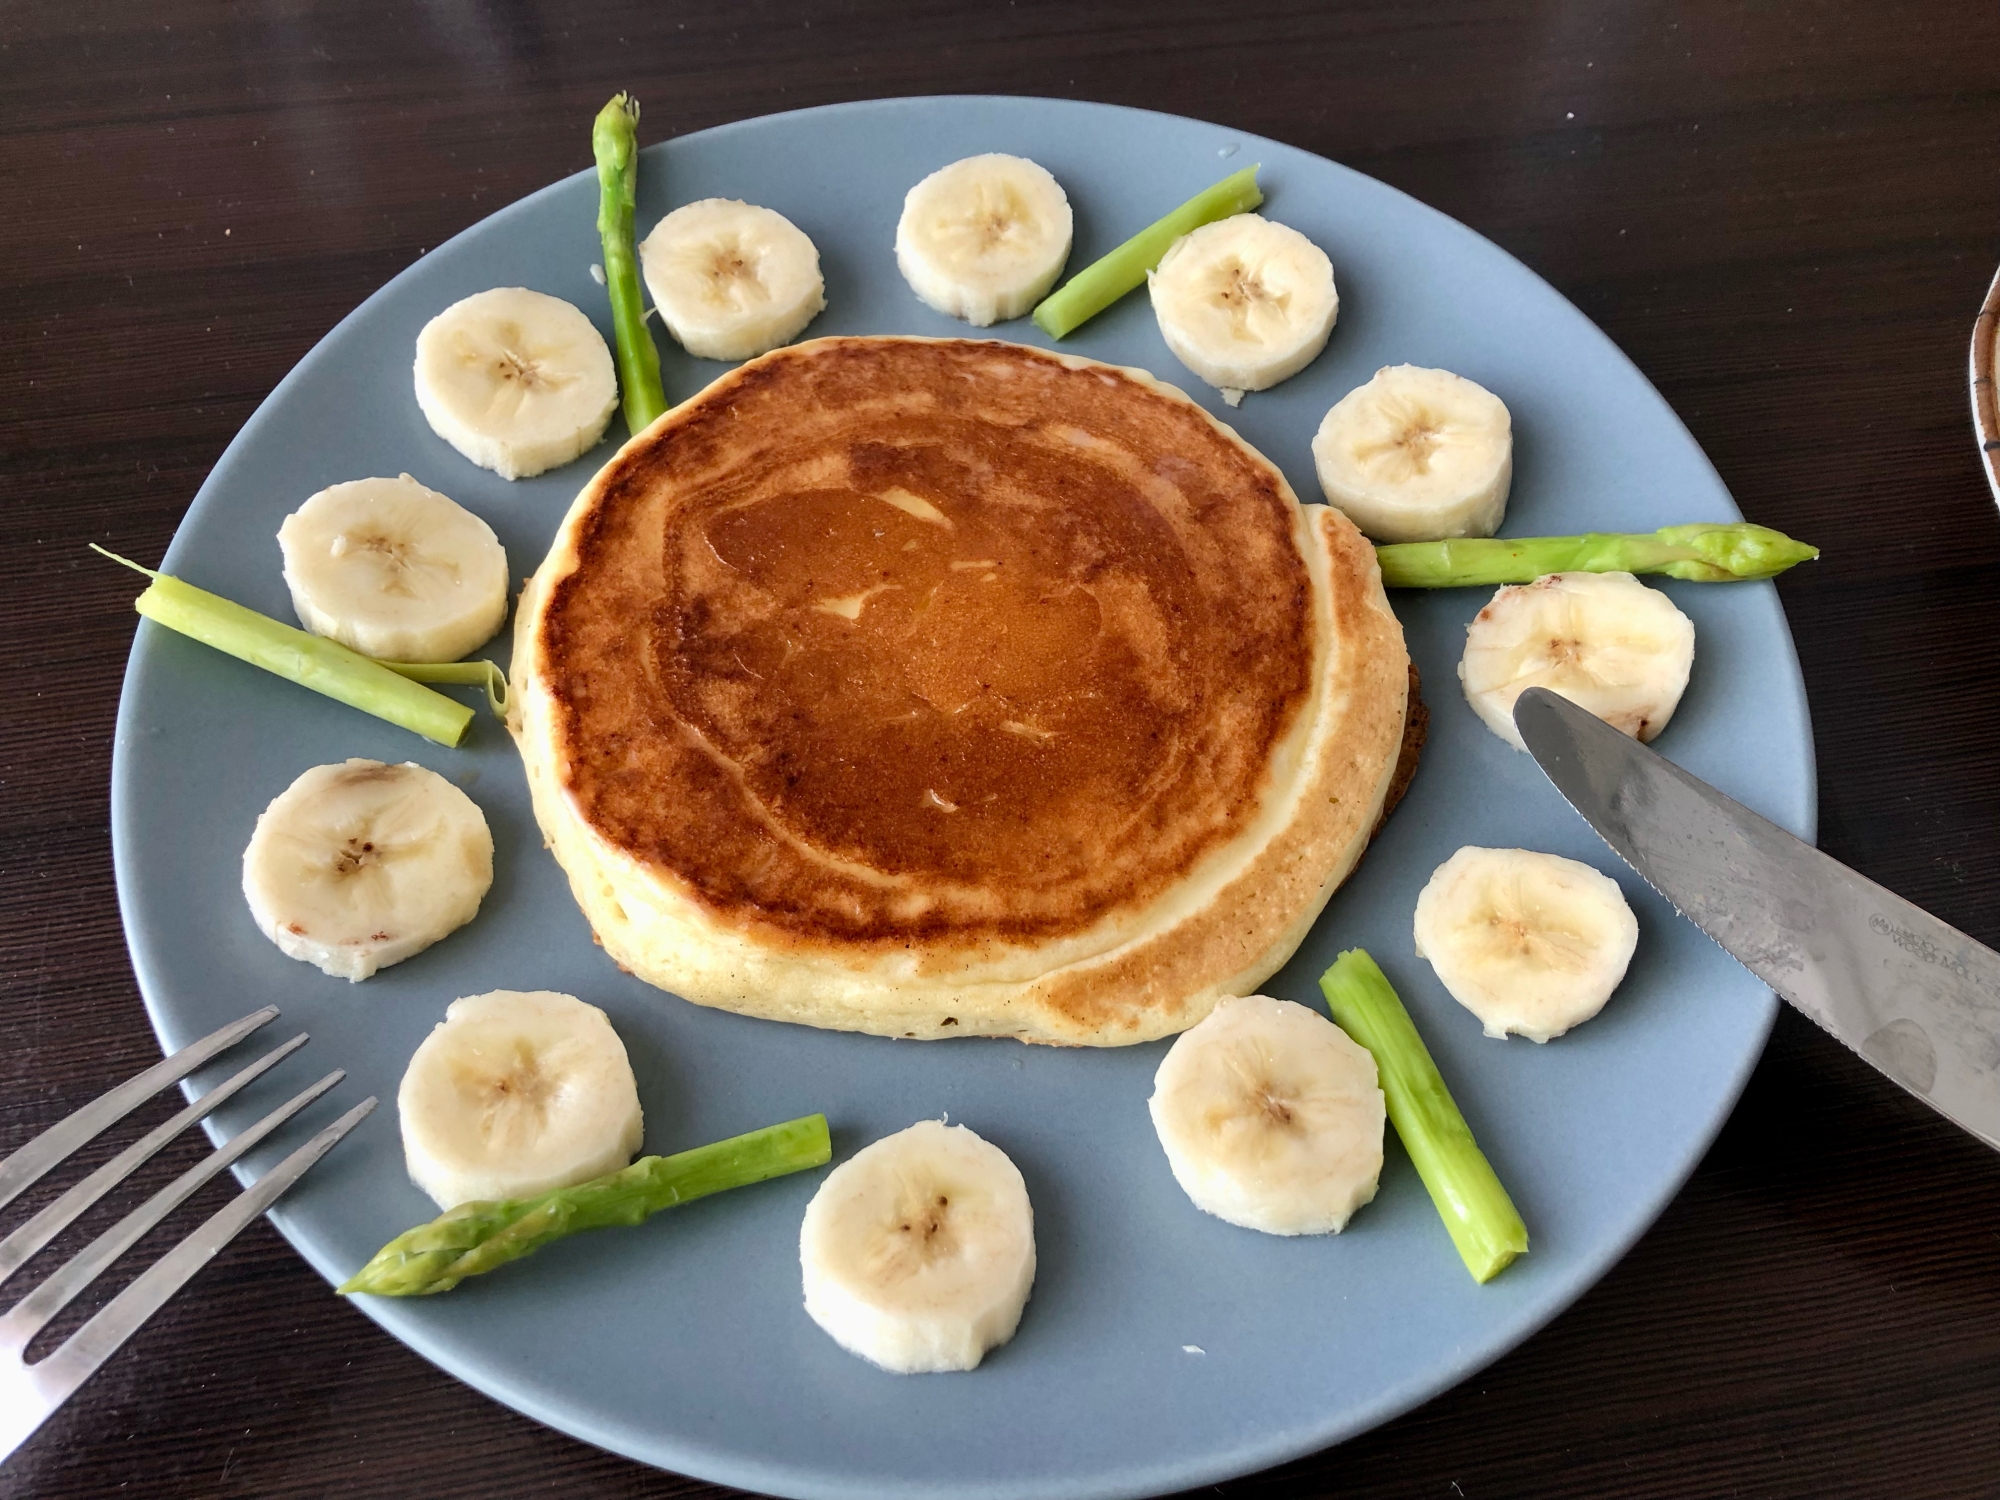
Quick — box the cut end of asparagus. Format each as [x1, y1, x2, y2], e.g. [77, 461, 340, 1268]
[381, 659, 512, 719]
[99, 549, 478, 747]
[1319, 949, 1528, 1284]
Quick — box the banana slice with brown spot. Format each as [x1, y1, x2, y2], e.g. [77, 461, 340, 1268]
[1413, 846, 1639, 1042]
[1312, 365, 1512, 543]
[799, 1120, 1035, 1373]
[241, 759, 492, 982]
[413, 287, 618, 479]
[895, 154, 1072, 327]
[1147, 214, 1338, 393]
[397, 989, 644, 1209]
[1148, 994, 1384, 1236]
[640, 198, 826, 361]
[1459, 571, 1696, 751]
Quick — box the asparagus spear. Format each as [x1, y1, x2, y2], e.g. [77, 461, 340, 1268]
[1373, 521, 1817, 589]
[592, 92, 668, 434]
[382, 658, 511, 719]
[97, 547, 476, 747]
[340, 1113, 833, 1296]
[1319, 950, 1526, 1284]
[1031, 166, 1264, 340]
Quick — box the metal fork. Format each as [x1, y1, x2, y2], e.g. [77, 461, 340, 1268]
[0, 1006, 375, 1462]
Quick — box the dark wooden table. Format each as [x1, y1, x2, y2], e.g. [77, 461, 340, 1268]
[6, 3, 1999, 1496]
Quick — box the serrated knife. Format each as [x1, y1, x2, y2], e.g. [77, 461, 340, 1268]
[1514, 685, 2000, 1151]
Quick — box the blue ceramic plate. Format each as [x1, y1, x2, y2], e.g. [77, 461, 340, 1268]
[111, 97, 1813, 1500]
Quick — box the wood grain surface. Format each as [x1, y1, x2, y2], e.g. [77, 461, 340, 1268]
[4, 2, 1998, 1496]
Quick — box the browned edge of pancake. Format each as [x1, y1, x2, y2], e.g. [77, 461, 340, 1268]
[1020, 504, 1410, 1041]
[1375, 665, 1428, 838]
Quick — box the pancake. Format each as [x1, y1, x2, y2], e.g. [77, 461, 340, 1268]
[511, 336, 1409, 1045]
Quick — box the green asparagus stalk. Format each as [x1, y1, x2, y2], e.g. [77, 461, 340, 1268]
[592, 92, 668, 435]
[96, 547, 475, 747]
[1031, 166, 1264, 340]
[1319, 950, 1526, 1284]
[381, 659, 511, 719]
[1374, 522, 1817, 589]
[340, 1113, 833, 1296]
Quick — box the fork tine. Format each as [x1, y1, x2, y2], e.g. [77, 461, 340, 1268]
[0, 1034, 311, 1294]
[0, 1069, 345, 1346]
[0, 1095, 375, 1463]
[0, 1007, 280, 1216]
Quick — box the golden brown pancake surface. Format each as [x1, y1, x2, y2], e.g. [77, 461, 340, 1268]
[543, 337, 1311, 944]
[516, 337, 1410, 1044]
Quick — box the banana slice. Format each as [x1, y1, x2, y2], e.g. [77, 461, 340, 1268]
[1413, 847, 1639, 1042]
[1148, 994, 1384, 1236]
[241, 759, 492, 982]
[639, 198, 826, 362]
[277, 474, 509, 663]
[398, 989, 645, 1209]
[1459, 571, 1696, 751]
[1147, 214, 1338, 394]
[895, 154, 1073, 327]
[1312, 366, 1513, 543]
[799, 1120, 1035, 1373]
[413, 287, 618, 479]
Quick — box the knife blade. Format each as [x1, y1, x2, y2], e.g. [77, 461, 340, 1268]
[1513, 685, 2000, 1151]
